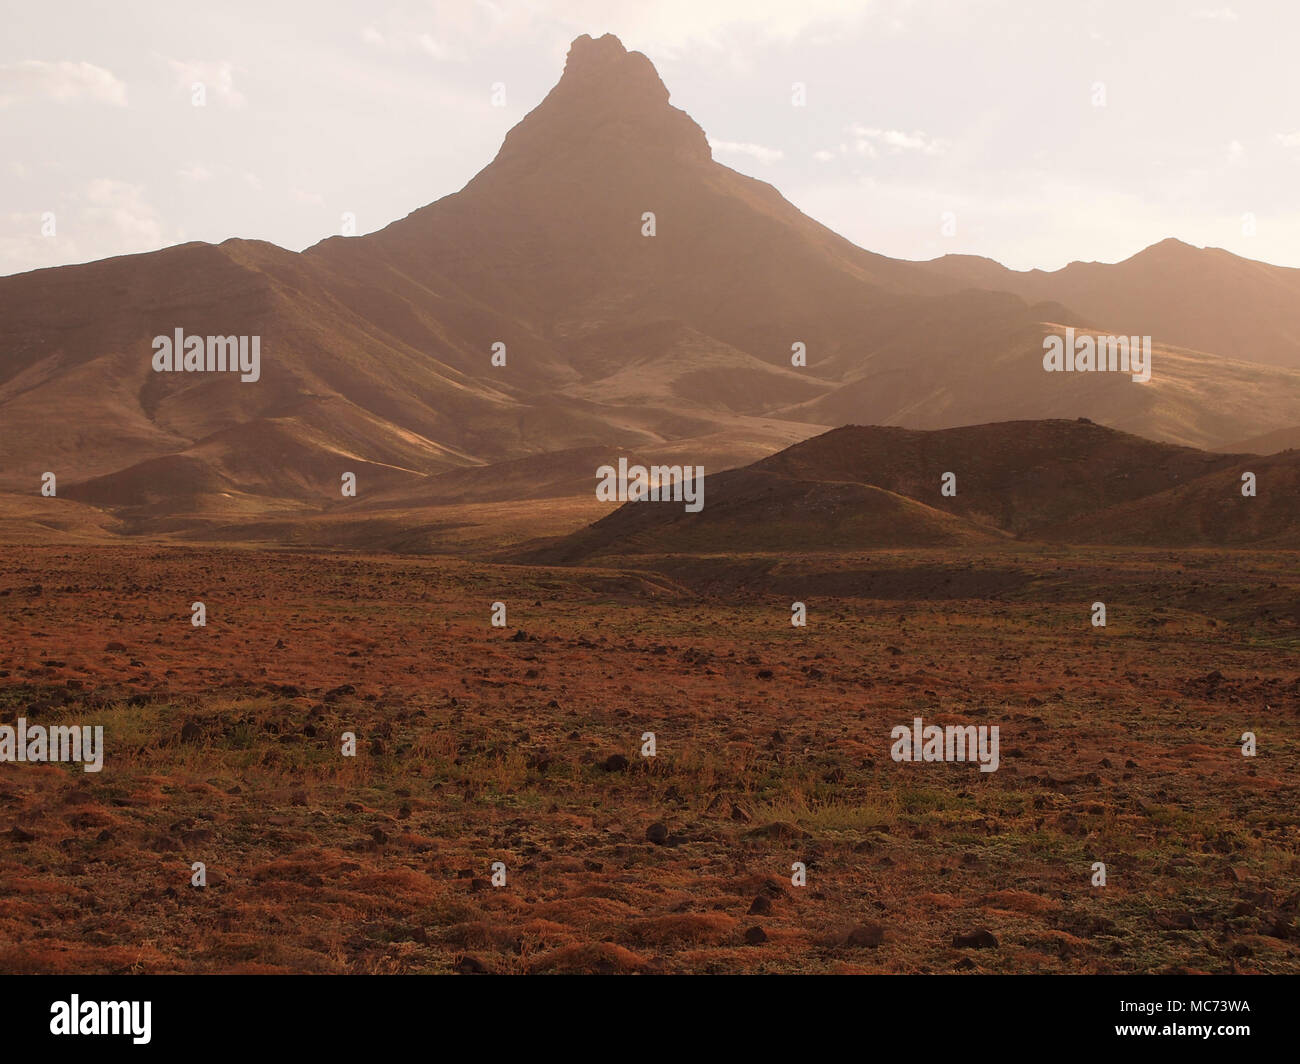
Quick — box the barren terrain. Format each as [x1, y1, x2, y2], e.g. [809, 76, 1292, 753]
[1, 543, 1296, 974]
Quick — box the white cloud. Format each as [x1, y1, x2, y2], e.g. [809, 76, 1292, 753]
[0, 181, 178, 274]
[164, 58, 246, 107]
[825, 125, 949, 159]
[709, 138, 785, 163]
[544, 0, 878, 50]
[1191, 7, 1239, 21]
[1274, 131, 1300, 148]
[351, 0, 877, 61]
[0, 60, 127, 107]
[417, 33, 452, 60]
[0, 228, 79, 276]
[177, 164, 212, 182]
[1225, 139, 1245, 165]
[80, 179, 167, 251]
[292, 188, 325, 206]
[351, 23, 469, 62]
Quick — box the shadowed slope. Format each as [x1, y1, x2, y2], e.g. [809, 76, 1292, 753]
[520, 419, 1298, 562]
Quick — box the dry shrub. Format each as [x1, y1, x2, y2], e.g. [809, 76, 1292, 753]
[626, 912, 737, 947]
[531, 941, 650, 974]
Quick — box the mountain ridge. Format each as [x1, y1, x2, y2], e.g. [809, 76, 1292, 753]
[0, 33, 1296, 549]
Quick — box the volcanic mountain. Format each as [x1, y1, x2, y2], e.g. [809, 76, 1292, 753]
[0, 33, 1297, 548]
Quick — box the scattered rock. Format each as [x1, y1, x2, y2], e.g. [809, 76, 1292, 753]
[646, 822, 669, 845]
[952, 928, 998, 949]
[704, 794, 732, 817]
[845, 923, 885, 948]
[743, 925, 768, 945]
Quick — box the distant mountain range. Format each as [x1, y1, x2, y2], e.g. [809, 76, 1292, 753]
[1, 33, 1296, 548]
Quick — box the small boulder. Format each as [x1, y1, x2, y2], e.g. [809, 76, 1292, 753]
[845, 923, 885, 948]
[952, 928, 998, 949]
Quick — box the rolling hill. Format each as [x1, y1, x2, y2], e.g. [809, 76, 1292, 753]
[520, 419, 1298, 562]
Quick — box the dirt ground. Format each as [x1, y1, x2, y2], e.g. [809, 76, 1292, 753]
[0, 543, 1296, 973]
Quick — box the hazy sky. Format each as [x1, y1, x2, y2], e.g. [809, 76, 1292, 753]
[3, 0, 1298, 277]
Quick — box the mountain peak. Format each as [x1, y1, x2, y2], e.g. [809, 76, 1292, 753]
[1137, 237, 1200, 259]
[559, 34, 667, 104]
[487, 33, 711, 173]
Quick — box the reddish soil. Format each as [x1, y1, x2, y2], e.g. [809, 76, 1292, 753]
[0, 544, 1296, 973]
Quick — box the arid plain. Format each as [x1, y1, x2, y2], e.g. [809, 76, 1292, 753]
[1, 539, 1296, 974]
